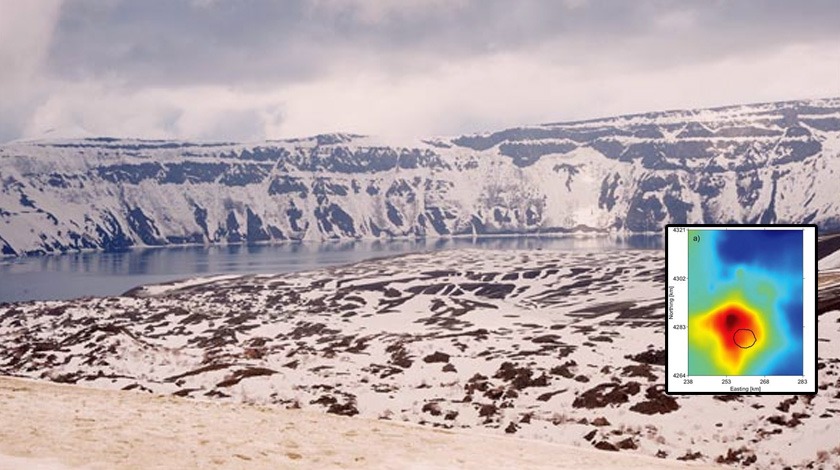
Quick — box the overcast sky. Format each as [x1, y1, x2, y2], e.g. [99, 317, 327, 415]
[1, 0, 839, 143]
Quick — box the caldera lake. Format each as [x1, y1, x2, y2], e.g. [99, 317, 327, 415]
[0, 235, 662, 303]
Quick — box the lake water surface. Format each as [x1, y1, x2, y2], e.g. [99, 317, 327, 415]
[0, 235, 661, 303]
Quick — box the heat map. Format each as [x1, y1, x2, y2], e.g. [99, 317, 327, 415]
[687, 229, 804, 376]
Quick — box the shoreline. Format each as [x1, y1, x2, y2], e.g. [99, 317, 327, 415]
[1, 229, 662, 260]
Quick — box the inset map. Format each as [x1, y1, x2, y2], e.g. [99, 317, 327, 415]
[687, 229, 803, 376]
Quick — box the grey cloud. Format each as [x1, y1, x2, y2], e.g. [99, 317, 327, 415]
[45, 0, 840, 88]
[0, 108, 28, 143]
[2, 0, 838, 144]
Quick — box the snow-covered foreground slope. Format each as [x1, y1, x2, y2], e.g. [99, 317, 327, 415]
[0, 376, 717, 470]
[2, 249, 840, 467]
[2, 97, 840, 256]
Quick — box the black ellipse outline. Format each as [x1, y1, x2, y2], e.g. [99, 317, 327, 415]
[733, 328, 757, 349]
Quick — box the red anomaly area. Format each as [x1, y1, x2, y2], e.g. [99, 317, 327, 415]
[706, 304, 761, 365]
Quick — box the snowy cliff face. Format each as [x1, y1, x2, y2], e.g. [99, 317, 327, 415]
[1, 98, 839, 255]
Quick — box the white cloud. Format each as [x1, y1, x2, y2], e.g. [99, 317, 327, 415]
[0, 0, 63, 141]
[20, 39, 839, 143]
[264, 41, 840, 140]
[0, 1, 62, 86]
[3, 1, 840, 143]
[23, 84, 285, 142]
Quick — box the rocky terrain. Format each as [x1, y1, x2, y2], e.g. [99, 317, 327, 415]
[2, 97, 840, 255]
[2, 248, 839, 468]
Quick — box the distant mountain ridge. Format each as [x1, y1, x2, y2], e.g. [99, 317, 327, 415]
[1, 97, 839, 255]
